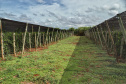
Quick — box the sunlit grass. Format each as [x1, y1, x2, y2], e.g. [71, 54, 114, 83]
[0, 36, 78, 84]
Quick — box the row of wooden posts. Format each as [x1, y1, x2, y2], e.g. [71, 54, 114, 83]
[85, 16, 126, 62]
[0, 21, 74, 60]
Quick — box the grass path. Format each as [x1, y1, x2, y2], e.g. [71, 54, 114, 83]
[60, 36, 126, 84]
[0, 36, 126, 84]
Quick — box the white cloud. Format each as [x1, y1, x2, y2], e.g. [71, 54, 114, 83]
[0, 0, 125, 29]
[28, 0, 125, 28]
[19, 0, 31, 3]
[108, 10, 119, 16]
[19, 14, 32, 22]
[36, 0, 45, 3]
[109, 4, 120, 10]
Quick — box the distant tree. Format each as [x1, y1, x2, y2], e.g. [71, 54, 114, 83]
[62, 29, 67, 31]
[75, 27, 91, 36]
[68, 27, 75, 31]
[55, 28, 60, 30]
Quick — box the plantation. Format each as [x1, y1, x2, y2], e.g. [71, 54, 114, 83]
[0, 36, 126, 84]
[85, 11, 126, 62]
[0, 18, 74, 60]
[0, 11, 126, 84]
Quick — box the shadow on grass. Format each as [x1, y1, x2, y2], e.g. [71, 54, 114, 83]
[59, 36, 92, 84]
[59, 36, 126, 84]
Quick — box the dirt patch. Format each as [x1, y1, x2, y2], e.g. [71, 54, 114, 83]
[66, 55, 71, 56]
[34, 74, 39, 76]
[72, 56, 75, 57]
[23, 54, 31, 57]
[108, 54, 114, 57]
[17, 68, 22, 70]
[85, 68, 89, 72]
[21, 82, 36, 84]
[95, 65, 101, 68]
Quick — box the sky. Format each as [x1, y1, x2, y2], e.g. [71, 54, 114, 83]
[0, 0, 126, 29]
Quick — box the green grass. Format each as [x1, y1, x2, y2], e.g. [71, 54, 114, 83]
[0, 36, 126, 84]
[60, 36, 126, 84]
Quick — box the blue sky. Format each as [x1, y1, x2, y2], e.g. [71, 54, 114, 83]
[0, 0, 126, 29]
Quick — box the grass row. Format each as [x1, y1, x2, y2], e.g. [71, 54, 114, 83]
[0, 36, 78, 84]
[0, 36, 126, 84]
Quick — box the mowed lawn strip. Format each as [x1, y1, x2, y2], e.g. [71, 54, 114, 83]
[0, 36, 79, 84]
[60, 36, 126, 84]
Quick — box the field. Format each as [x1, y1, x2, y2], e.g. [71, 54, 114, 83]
[0, 36, 126, 84]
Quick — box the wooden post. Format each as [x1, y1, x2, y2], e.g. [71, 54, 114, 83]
[36, 33, 38, 48]
[0, 19, 4, 60]
[52, 29, 54, 42]
[64, 31, 66, 38]
[106, 21, 117, 59]
[54, 31, 56, 42]
[105, 31, 108, 42]
[100, 25, 109, 54]
[13, 33, 16, 57]
[107, 31, 110, 48]
[120, 37, 124, 58]
[37, 26, 40, 48]
[29, 33, 31, 51]
[61, 31, 63, 40]
[39, 33, 41, 47]
[67, 31, 68, 37]
[92, 29, 97, 43]
[110, 31, 114, 52]
[56, 30, 59, 41]
[118, 16, 126, 42]
[43, 33, 45, 47]
[62, 31, 64, 39]
[60, 30, 61, 40]
[51, 32, 53, 43]
[22, 23, 28, 55]
[58, 30, 60, 40]
[96, 26, 103, 48]
[46, 28, 49, 46]
[65, 30, 67, 38]
[93, 28, 98, 44]
[50, 32, 52, 43]
[35, 33, 37, 51]
[32, 25, 33, 34]
[48, 33, 50, 44]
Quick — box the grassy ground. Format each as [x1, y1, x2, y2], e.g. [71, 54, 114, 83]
[0, 36, 126, 84]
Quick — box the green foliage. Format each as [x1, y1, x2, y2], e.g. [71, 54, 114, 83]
[0, 31, 61, 59]
[62, 29, 67, 31]
[55, 28, 60, 30]
[68, 27, 75, 31]
[113, 31, 126, 58]
[77, 27, 91, 36]
[1, 32, 47, 58]
[94, 31, 126, 59]
[71, 27, 91, 36]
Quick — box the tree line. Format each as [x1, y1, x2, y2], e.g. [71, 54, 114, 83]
[68, 27, 91, 36]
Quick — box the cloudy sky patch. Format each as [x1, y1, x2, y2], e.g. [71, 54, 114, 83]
[0, 0, 125, 29]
